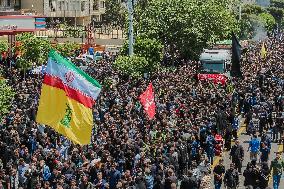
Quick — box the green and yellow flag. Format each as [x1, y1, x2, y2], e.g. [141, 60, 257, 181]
[36, 50, 101, 145]
[261, 42, 267, 59]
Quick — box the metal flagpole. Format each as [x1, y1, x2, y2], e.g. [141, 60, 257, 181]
[239, 0, 242, 21]
[127, 0, 134, 56]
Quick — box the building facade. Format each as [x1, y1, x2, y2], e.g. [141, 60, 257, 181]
[0, 0, 106, 25]
[0, 0, 21, 15]
[42, 0, 106, 25]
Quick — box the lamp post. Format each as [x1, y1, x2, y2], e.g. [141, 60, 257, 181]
[127, 0, 134, 56]
[239, 0, 242, 21]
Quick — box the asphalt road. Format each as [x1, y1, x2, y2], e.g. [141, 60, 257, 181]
[210, 119, 284, 189]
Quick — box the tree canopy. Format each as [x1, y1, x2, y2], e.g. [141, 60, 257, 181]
[0, 79, 15, 117]
[16, 33, 51, 69]
[102, 0, 126, 28]
[135, 0, 239, 60]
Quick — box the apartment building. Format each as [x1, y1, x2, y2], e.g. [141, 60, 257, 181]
[0, 0, 21, 15]
[0, 0, 106, 25]
[22, 0, 106, 25]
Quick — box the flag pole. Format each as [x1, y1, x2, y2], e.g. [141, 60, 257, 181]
[128, 0, 134, 56]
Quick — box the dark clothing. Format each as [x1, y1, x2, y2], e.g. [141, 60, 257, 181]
[260, 147, 269, 163]
[259, 168, 269, 189]
[180, 175, 198, 189]
[224, 130, 232, 150]
[213, 164, 225, 184]
[243, 168, 259, 187]
[224, 169, 239, 188]
[230, 145, 244, 160]
[230, 144, 244, 173]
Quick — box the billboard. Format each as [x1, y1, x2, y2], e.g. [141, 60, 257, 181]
[0, 16, 46, 35]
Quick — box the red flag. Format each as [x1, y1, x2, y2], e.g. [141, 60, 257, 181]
[139, 83, 156, 120]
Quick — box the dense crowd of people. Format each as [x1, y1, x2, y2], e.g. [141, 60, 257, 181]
[0, 33, 283, 189]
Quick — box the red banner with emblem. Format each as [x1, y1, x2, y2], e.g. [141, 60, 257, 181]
[139, 83, 156, 120]
[198, 74, 228, 85]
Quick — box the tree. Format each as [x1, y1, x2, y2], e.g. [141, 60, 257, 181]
[16, 33, 51, 68]
[135, 0, 239, 60]
[120, 35, 163, 65]
[270, 0, 284, 9]
[113, 55, 157, 79]
[102, 0, 127, 28]
[55, 41, 80, 58]
[267, 7, 284, 24]
[0, 79, 15, 117]
[259, 12, 276, 31]
[269, 0, 284, 28]
[0, 40, 8, 53]
[242, 4, 264, 15]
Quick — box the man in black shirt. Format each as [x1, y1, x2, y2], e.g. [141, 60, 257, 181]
[230, 140, 244, 173]
[213, 159, 226, 189]
[180, 170, 198, 189]
[224, 164, 239, 189]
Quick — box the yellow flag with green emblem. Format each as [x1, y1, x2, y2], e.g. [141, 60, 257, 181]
[261, 42, 267, 59]
[36, 50, 101, 145]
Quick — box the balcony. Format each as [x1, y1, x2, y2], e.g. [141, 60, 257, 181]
[0, 6, 14, 11]
[44, 0, 92, 18]
[44, 10, 90, 17]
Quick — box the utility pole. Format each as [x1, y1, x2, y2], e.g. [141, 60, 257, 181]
[75, 9, 77, 29]
[239, 0, 242, 21]
[127, 0, 134, 56]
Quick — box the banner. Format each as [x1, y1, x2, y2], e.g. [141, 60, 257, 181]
[231, 33, 242, 77]
[139, 83, 156, 120]
[198, 74, 228, 85]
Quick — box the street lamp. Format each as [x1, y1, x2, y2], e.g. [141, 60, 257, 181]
[127, 0, 134, 56]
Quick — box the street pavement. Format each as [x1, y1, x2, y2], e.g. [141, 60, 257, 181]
[210, 120, 284, 189]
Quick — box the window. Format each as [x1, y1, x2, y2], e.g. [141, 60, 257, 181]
[100, 1, 105, 9]
[49, 0, 56, 12]
[14, 0, 20, 6]
[93, 0, 99, 10]
[59, 1, 62, 10]
[81, 1, 85, 11]
[93, 15, 100, 22]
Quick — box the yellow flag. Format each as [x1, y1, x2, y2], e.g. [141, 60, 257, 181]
[36, 50, 101, 145]
[261, 42, 267, 59]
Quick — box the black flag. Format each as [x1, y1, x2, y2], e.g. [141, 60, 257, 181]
[231, 33, 242, 77]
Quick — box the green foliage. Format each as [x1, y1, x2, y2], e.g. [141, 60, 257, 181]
[121, 35, 163, 65]
[103, 0, 127, 28]
[0, 41, 8, 53]
[269, 0, 284, 27]
[242, 4, 264, 15]
[55, 41, 80, 57]
[135, 0, 239, 60]
[113, 55, 157, 79]
[103, 77, 113, 89]
[267, 7, 284, 23]
[16, 57, 33, 71]
[259, 12, 277, 31]
[271, 0, 284, 9]
[16, 33, 81, 69]
[0, 79, 15, 117]
[16, 33, 52, 69]
[239, 11, 276, 39]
